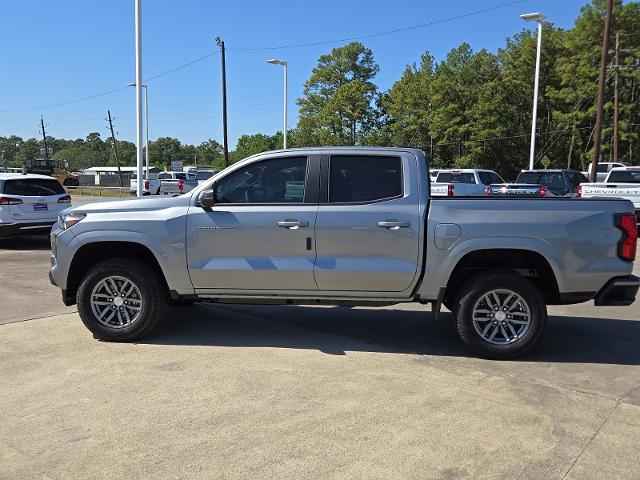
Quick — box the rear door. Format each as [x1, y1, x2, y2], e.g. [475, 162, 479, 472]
[314, 152, 421, 293]
[2, 178, 67, 221]
[186, 154, 320, 291]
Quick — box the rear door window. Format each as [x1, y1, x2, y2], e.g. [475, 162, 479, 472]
[329, 155, 402, 203]
[3, 179, 65, 196]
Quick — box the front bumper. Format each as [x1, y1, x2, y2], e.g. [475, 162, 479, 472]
[594, 275, 640, 306]
[0, 221, 56, 237]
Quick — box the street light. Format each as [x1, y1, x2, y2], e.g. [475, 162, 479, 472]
[128, 82, 150, 178]
[267, 58, 288, 149]
[134, 0, 143, 196]
[521, 11, 544, 170]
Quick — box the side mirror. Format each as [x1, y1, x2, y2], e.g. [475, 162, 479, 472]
[197, 188, 216, 209]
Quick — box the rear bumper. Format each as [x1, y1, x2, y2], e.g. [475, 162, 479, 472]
[0, 221, 56, 237]
[594, 275, 640, 306]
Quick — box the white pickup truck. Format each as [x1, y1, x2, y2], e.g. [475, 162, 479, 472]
[130, 171, 198, 196]
[431, 169, 504, 197]
[583, 162, 630, 183]
[580, 166, 640, 229]
[156, 171, 198, 195]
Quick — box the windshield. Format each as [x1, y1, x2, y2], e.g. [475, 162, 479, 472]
[607, 171, 640, 183]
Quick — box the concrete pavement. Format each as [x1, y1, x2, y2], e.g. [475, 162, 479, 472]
[0, 232, 638, 479]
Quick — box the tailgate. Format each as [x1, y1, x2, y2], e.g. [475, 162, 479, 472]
[488, 184, 542, 196]
[580, 183, 640, 209]
[8, 194, 67, 221]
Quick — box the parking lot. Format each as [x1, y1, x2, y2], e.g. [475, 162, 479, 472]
[1, 198, 639, 479]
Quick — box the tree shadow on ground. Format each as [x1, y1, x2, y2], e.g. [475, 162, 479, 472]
[141, 303, 640, 366]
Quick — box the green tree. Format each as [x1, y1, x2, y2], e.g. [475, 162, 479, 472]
[148, 137, 182, 168]
[231, 133, 281, 161]
[296, 42, 380, 146]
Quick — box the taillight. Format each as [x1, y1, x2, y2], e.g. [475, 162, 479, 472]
[144, 180, 150, 190]
[539, 185, 548, 197]
[484, 185, 493, 196]
[0, 196, 23, 205]
[447, 184, 454, 197]
[615, 213, 638, 262]
[58, 195, 71, 203]
[577, 184, 582, 198]
[178, 180, 184, 192]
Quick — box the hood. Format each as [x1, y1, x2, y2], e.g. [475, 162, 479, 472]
[67, 193, 193, 215]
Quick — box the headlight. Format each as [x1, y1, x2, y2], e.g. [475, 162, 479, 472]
[58, 212, 86, 230]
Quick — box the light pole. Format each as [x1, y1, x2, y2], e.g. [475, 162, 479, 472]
[134, 0, 144, 196]
[267, 58, 288, 149]
[128, 82, 149, 177]
[521, 12, 544, 171]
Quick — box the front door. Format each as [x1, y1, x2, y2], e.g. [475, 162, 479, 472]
[314, 152, 422, 293]
[186, 155, 319, 291]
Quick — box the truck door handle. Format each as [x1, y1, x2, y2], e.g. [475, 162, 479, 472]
[377, 220, 410, 230]
[277, 219, 309, 229]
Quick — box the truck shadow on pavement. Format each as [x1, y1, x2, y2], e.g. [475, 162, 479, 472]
[0, 235, 51, 250]
[141, 304, 640, 365]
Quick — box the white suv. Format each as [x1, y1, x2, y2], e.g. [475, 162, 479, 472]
[0, 173, 70, 238]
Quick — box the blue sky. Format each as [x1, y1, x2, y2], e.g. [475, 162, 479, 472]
[0, 0, 593, 148]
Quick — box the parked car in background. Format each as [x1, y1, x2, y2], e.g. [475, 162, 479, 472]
[579, 166, 640, 229]
[490, 170, 587, 197]
[430, 169, 504, 196]
[50, 147, 639, 359]
[0, 173, 70, 237]
[583, 161, 630, 183]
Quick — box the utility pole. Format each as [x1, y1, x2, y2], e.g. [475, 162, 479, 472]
[40, 115, 49, 159]
[107, 110, 124, 187]
[613, 31, 620, 162]
[216, 36, 229, 168]
[590, 0, 614, 182]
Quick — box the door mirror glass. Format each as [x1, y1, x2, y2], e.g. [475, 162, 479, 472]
[197, 188, 216, 208]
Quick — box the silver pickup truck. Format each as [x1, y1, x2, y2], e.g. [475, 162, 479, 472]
[49, 147, 639, 359]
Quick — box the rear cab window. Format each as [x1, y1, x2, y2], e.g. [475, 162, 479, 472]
[607, 171, 640, 183]
[2, 178, 65, 196]
[329, 155, 402, 203]
[478, 172, 504, 185]
[436, 172, 476, 184]
[517, 172, 567, 188]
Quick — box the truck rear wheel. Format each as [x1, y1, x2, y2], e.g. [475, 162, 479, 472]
[452, 272, 547, 359]
[77, 258, 167, 341]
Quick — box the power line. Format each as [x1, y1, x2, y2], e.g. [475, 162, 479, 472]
[230, 0, 526, 51]
[0, 86, 129, 114]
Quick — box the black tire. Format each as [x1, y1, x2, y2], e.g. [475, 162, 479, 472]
[451, 271, 547, 359]
[77, 258, 167, 341]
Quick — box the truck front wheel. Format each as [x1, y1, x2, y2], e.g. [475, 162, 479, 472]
[77, 258, 167, 341]
[452, 272, 547, 359]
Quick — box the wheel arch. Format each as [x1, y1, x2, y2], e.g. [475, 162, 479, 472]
[443, 248, 561, 306]
[65, 240, 169, 305]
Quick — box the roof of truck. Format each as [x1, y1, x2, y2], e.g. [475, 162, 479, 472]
[0, 173, 57, 181]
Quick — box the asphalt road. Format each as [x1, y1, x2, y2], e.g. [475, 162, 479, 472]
[1, 199, 639, 479]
